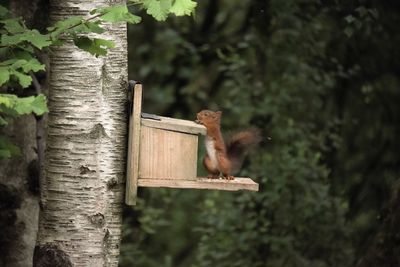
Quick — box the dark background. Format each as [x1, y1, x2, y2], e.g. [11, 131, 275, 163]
[120, 0, 400, 266]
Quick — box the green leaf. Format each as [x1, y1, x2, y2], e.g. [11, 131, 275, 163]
[0, 18, 25, 33]
[10, 70, 32, 88]
[10, 59, 27, 69]
[1, 34, 21, 46]
[24, 30, 52, 49]
[13, 50, 32, 60]
[49, 16, 83, 31]
[12, 95, 35, 114]
[31, 94, 49, 115]
[48, 16, 84, 38]
[0, 94, 13, 107]
[0, 57, 44, 87]
[62, 20, 105, 35]
[0, 94, 48, 117]
[95, 38, 116, 49]
[18, 45, 35, 54]
[1, 30, 52, 49]
[83, 21, 105, 34]
[170, 0, 197, 16]
[0, 136, 21, 158]
[0, 115, 7, 126]
[0, 67, 10, 86]
[0, 94, 19, 117]
[142, 0, 172, 21]
[99, 4, 141, 24]
[74, 36, 96, 54]
[0, 5, 10, 18]
[21, 58, 46, 72]
[73, 36, 115, 57]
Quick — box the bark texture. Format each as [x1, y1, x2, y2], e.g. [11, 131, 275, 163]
[35, 1, 128, 266]
[0, 1, 48, 266]
[356, 182, 400, 267]
[0, 117, 39, 267]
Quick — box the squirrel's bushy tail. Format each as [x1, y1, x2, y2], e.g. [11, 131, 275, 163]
[227, 127, 262, 173]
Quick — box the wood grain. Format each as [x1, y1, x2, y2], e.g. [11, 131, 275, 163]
[37, 2, 128, 264]
[138, 177, 259, 191]
[140, 126, 198, 180]
[141, 115, 206, 135]
[125, 83, 142, 205]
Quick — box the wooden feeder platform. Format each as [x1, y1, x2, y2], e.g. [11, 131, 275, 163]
[138, 177, 258, 191]
[126, 82, 259, 205]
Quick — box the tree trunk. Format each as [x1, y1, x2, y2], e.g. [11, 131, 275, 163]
[34, 1, 128, 266]
[0, 117, 39, 267]
[0, 1, 48, 266]
[356, 182, 400, 267]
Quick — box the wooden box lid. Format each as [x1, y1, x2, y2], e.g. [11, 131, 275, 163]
[141, 113, 206, 135]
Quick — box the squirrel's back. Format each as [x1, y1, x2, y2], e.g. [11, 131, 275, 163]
[195, 110, 261, 177]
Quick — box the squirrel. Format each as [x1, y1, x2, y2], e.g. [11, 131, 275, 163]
[195, 110, 261, 180]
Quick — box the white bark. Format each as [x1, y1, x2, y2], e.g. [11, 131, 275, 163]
[35, 1, 128, 266]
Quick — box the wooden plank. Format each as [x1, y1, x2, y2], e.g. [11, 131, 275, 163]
[138, 177, 259, 191]
[141, 115, 206, 135]
[125, 83, 142, 205]
[140, 126, 198, 180]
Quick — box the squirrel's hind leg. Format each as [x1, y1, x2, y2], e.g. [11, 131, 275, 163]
[222, 173, 234, 180]
[217, 153, 234, 180]
[203, 155, 220, 179]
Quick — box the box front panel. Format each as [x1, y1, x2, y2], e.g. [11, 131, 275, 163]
[140, 126, 198, 180]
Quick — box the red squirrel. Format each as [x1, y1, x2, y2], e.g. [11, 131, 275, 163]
[195, 110, 261, 180]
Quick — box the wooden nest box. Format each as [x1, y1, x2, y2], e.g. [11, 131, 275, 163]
[140, 113, 205, 180]
[126, 82, 259, 205]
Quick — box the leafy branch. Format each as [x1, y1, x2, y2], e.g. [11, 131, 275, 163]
[0, 0, 197, 158]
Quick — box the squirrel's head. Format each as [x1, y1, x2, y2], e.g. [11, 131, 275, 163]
[195, 110, 222, 127]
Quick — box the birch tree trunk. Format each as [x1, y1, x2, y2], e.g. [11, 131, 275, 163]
[34, 1, 128, 266]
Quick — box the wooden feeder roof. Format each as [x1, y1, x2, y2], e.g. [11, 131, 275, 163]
[141, 113, 206, 135]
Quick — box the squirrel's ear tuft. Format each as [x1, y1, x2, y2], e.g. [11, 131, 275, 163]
[216, 111, 222, 117]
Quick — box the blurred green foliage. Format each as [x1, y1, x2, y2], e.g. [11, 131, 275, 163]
[121, 0, 400, 266]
